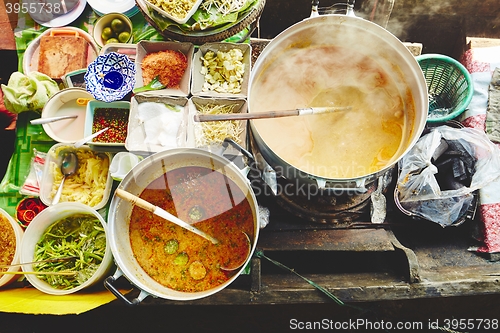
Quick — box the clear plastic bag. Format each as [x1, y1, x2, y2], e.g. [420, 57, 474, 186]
[396, 125, 500, 226]
[19, 149, 46, 196]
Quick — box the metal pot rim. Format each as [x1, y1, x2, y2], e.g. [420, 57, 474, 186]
[106, 148, 260, 302]
[248, 14, 428, 186]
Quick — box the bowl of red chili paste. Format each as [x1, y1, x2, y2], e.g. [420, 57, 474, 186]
[84, 100, 130, 147]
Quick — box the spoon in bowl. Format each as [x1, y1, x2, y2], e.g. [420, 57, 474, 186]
[52, 151, 78, 205]
[0, 256, 77, 269]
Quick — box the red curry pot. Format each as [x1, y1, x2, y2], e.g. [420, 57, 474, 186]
[104, 148, 260, 304]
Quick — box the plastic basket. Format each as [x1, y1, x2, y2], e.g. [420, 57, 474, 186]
[416, 54, 473, 123]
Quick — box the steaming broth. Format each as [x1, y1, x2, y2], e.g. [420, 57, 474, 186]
[129, 166, 254, 292]
[250, 45, 410, 179]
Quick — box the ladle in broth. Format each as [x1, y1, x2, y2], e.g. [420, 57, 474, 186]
[220, 232, 251, 271]
[193, 106, 351, 122]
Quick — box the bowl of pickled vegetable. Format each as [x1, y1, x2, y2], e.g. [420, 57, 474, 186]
[19, 202, 114, 295]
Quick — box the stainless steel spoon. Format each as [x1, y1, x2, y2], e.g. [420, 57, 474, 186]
[51, 151, 78, 205]
[114, 188, 219, 245]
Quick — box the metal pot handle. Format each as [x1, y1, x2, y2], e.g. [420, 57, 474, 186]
[311, 0, 356, 18]
[222, 138, 254, 162]
[104, 268, 149, 306]
[221, 138, 256, 177]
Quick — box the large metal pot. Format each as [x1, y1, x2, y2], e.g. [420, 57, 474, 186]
[248, 14, 428, 193]
[104, 148, 260, 304]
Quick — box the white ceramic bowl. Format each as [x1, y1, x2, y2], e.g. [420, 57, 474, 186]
[0, 208, 24, 288]
[84, 52, 136, 102]
[20, 202, 114, 295]
[109, 152, 142, 181]
[93, 12, 133, 48]
[40, 88, 93, 144]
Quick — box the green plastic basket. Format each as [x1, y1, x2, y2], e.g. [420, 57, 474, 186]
[416, 54, 474, 123]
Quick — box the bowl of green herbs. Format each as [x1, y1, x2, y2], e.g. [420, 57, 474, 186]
[19, 202, 113, 295]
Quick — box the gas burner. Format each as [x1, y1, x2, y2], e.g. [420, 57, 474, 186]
[274, 184, 374, 225]
[248, 165, 389, 225]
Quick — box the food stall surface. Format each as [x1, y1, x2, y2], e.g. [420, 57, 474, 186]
[1, 0, 500, 332]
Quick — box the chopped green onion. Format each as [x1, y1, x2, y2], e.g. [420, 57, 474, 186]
[33, 214, 106, 290]
[133, 76, 166, 94]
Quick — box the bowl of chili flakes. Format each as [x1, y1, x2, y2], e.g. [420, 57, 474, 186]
[84, 100, 131, 147]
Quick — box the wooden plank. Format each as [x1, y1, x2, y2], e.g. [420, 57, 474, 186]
[135, 271, 500, 306]
[467, 37, 500, 48]
[258, 229, 396, 252]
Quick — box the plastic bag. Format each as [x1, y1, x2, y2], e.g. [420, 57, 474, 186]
[396, 125, 500, 226]
[19, 149, 46, 196]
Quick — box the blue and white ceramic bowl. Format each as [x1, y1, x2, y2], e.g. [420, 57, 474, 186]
[84, 52, 136, 102]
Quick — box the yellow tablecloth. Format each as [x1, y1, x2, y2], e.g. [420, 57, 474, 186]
[0, 287, 131, 315]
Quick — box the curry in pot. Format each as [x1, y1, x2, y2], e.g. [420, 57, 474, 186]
[129, 166, 254, 292]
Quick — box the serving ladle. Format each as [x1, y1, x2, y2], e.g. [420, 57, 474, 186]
[0, 256, 78, 276]
[193, 106, 351, 122]
[220, 231, 252, 271]
[114, 189, 219, 245]
[52, 151, 78, 205]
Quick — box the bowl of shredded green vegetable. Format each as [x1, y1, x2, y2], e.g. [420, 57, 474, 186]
[19, 202, 114, 295]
